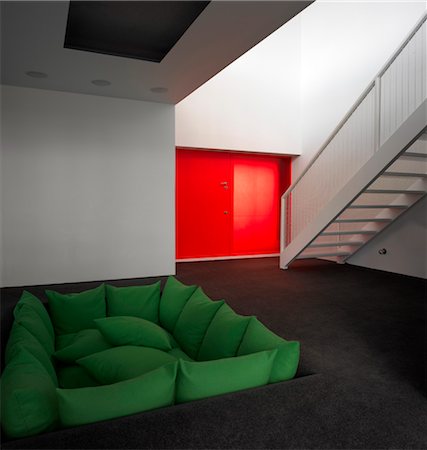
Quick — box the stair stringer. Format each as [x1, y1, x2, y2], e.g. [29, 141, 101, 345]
[280, 99, 427, 269]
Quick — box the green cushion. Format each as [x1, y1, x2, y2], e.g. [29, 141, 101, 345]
[55, 333, 78, 351]
[95, 316, 176, 351]
[237, 318, 300, 382]
[57, 362, 178, 427]
[106, 282, 161, 323]
[5, 322, 58, 386]
[77, 345, 177, 384]
[56, 365, 100, 389]
[198, 303, 251, 361]
[176, 350, 277, 403]
[14, 291, 54, 339]
[14, 303, 54, 355]
[173, 287, 224, 359]
[159, 276, 197, 332]
[54, 329, 112, 363]
[0, 349, 58, 438]
[168, 347, 193, 361]
[46, 284, 106, 335]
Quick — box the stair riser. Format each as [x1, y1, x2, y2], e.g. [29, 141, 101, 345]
[308, 242, 364, 248]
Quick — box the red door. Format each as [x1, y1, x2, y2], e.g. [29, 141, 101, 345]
[176, 149, 233, 258]
[232, 155, 281, 255]
[176, 148, 291, 259]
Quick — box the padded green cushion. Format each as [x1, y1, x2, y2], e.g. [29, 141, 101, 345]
[106, 282, 160, 323]
[55, 333, 78, 351]
[0, 349, 58, 438]
[168, 347, 193, 361]
[78, 345, 177, 384]
[173, 287, 224, 359]
[14, 303, 54, 355]
[57, 362, 178, 427]
[198, 303, 251, 361]
[95, 316, 176, 351]
[14, 291, 54, 339]
[237, 318, 300, 382]
[159, 276, 197, 332]
[176, 350, 277, 403]
[54, 329, 112, 363]
[5, 322, 58, 386]
[46, 284, 106, 335]
[56, 365, 100, 389]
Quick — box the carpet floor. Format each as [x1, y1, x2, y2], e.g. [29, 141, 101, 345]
[1, 258, 426, 449]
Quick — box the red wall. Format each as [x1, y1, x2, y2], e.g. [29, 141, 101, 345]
[176, 148, 291, 259]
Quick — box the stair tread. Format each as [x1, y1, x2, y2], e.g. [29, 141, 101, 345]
[365, 188, 426, 194]
[321, 230, 377, 236]
[382, 171, 427, 178]
[298, 251, 351, 259]
[309, 241, 364, 248]
[347, 204, 408, 209]
[334, 218, 391, 223]
[401, 151, 427, 158]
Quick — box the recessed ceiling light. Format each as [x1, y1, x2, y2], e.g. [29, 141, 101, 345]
[25, 71, 48, 78]
[91, 79, 111, 87]
[150, 87, 168, 94]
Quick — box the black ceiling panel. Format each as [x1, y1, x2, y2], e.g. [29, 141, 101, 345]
[64, 1, 210, 63]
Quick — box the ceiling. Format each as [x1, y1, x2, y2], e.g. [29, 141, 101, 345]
[0, 1, 312, 105]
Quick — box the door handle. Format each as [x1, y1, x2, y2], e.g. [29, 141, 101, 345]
[224, 211, 229, 215]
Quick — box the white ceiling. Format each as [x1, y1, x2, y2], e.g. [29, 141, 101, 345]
[0, 1, 312, 105]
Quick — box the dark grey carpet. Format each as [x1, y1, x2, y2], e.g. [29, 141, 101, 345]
[1, 258, 426, 449]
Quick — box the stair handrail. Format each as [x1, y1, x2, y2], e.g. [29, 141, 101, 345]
[281, 11, 427, 204]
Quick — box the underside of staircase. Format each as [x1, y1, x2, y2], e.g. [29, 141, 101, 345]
[280, 13, 427, 269]
[297, 135, 427, 264]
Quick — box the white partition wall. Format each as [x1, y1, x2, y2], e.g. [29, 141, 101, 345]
[0, 86, 175, 287]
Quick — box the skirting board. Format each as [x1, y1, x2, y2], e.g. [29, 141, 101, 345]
[176, 253, 279, 263]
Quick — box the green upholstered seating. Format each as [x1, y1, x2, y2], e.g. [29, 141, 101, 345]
[1, 277, 300, 439]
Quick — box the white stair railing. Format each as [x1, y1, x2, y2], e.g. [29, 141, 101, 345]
[280, 12, 426, 268]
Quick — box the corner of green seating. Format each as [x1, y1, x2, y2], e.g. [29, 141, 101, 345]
[159, 276, 198, 332]
[197, 303, 252, 361]
[173, 286, 224, 359]
[46, 284, 106, 335]
[1, 348, 59, 439]
[13, 302, 55, 356]
[5, 322, 58, 386]
[237, 317, 300, 382]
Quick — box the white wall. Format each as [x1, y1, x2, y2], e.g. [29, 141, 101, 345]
[0, 86, 175, 287]
[175, 15, 302, 155]
[348, 196, 427, 279]
[176, 1, 425, 167]
[295, 0, 426, 179]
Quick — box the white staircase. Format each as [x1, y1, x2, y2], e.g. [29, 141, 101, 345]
[280, 13, 427, 269]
